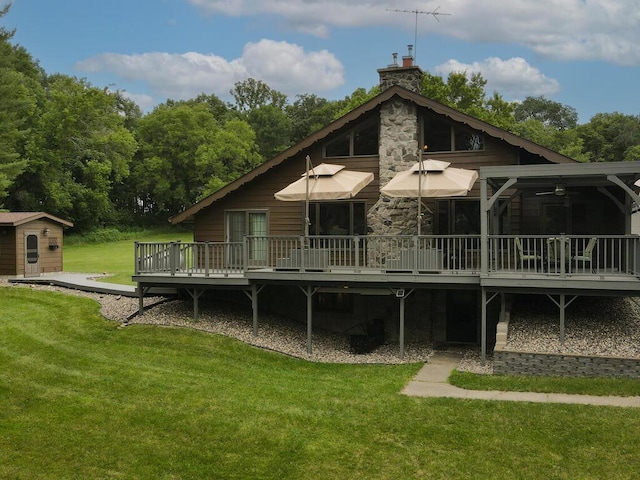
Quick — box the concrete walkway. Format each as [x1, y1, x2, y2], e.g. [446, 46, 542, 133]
[403, 351, 640, 408]
[8, 272, 139, 297]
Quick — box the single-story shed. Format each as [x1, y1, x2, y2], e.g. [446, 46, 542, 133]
[0, 212, 74, 277]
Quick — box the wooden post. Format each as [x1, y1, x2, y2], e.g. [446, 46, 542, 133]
[559, 293, 565, 343]
[307, 285, 313, 354]
[399, 295, 405, 359]
[252, 284, 259, 337]
[480, 177, 489, 276]
[481, 288, 487, 363]
[138, 285, 146, 315]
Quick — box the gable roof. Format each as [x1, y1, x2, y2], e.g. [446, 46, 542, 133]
[170, 85, 576, 224]
[0, 212, 74, 227]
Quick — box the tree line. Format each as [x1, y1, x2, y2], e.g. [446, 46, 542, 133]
[1, 4, 639, 233]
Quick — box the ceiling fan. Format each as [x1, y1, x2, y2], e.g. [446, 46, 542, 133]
[536, 184, 567, 196]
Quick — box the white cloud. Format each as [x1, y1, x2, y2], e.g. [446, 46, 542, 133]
[77, 51, 247, 100]
[76, 39, 344, 104]
[120, 92, 157, 112]
[443, 0, 640, 66]
[241, 40, 344, 92]
[435, 57, 561, 100]
[187, 0, 394, 36]
[187, 0, 640, 66]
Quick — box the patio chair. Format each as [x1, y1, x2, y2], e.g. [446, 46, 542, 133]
[572, 237, 597, 273]
[514, 237, 541, 270]
[546, 237, 571, 272]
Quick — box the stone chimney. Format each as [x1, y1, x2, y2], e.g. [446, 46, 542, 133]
[367, 46, 430, 243]
[377, 45, 423, 93]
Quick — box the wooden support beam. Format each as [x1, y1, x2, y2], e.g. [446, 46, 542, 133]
[138, 286, 150, 315]
[395, 288, 414, 360]
[481, 290, 500, 363]
[399, 296, 405, 360]
[186, 288, 204, 321]
[607, 174, 640, 206]
[545, 294, 578, 343]
[299, 285, 319, 354]
[242, 284, 265, 337]
[487, 177, 517, 211]
[480, 178, 489, 275]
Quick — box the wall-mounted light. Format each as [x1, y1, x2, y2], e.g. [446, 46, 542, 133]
[43, 228, 50, 236]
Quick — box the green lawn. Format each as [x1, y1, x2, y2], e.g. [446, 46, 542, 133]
[64, 230, 192, 285]
[2, 287, 640, 479]
[450, 370, 640, 397]
[62, 229, 640, 399]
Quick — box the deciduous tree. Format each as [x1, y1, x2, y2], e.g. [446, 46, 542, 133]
[514, 96, 578, 131]
[230, 78, 287, 113]
[577, 112, 640, 162]
[0, 4, 43, 205]
[11, 75, 136, 231]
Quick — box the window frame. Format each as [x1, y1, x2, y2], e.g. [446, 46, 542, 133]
[421, 112, 485, 153]
[224, 209, 269, 266]
[307, 201, 367, 236]
[323, 117, 379, 158]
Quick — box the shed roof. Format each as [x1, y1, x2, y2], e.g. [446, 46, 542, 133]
[0, 212, 74, 227]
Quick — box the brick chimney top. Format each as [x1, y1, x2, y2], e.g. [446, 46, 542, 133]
[402, 45, 414, 67]
[377, 45, 423, 93]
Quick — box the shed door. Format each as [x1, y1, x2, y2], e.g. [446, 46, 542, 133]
[24, 233, 40, 277]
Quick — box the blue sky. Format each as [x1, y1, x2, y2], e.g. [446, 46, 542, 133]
[3, 0, 639, 123]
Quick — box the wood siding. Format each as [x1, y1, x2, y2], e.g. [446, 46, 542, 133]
[195, 145, 381, 242]
[193, 112, 535, 242]
[0, 227, 17, 275]
[0, 220, 65, 275]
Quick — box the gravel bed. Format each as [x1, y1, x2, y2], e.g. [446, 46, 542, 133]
[5, 279, 640, 373]
[507, 296, 640, 358]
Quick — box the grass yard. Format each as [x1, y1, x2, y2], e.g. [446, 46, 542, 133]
[64, 229, 192, 285]
[450, 370, 640, 397]
[2, 287, 640, 479]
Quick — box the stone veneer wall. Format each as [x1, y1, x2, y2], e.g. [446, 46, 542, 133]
[366, 62, 432, 266]
[367, 97, 434, 237]
[367, 97, 420, 237]
[493, 315, 640, 379]
[494, 349, 640, 379]
[378, 65, 423, 93]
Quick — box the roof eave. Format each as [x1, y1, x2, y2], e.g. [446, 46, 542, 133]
[0, 212, 74, 227]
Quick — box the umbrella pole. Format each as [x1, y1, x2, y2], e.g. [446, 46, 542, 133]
[305, 155, 310, 237]
[418, 151, 423, 236]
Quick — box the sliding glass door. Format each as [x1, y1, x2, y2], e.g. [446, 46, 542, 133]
[225, 210, 267, 266]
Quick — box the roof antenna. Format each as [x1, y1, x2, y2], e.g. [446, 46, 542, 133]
[386, 5, 451, 63]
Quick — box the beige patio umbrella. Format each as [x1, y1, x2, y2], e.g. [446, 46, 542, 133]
[380, 158, 478, 234]
[274, 156, 374, 236]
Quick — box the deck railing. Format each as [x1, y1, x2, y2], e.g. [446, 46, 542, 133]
[135, 234, 640, 278]
[135, 241, 244, 276]
[487, 235, 640, 276]
[136, 235, 481, 275]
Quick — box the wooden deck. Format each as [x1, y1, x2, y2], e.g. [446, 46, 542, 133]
[132, 234, 640, 361]
[134, 234, 640, 294]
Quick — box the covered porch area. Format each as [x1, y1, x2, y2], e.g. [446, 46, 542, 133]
[478, 161, 640, 361]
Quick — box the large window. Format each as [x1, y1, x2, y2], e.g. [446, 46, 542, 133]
[437, 199, 510, 235]
[436, 200, 480, 235]
[324, 118, 378, 158]
[308, 202, 366, 236]
[423, 112, 484, 153]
